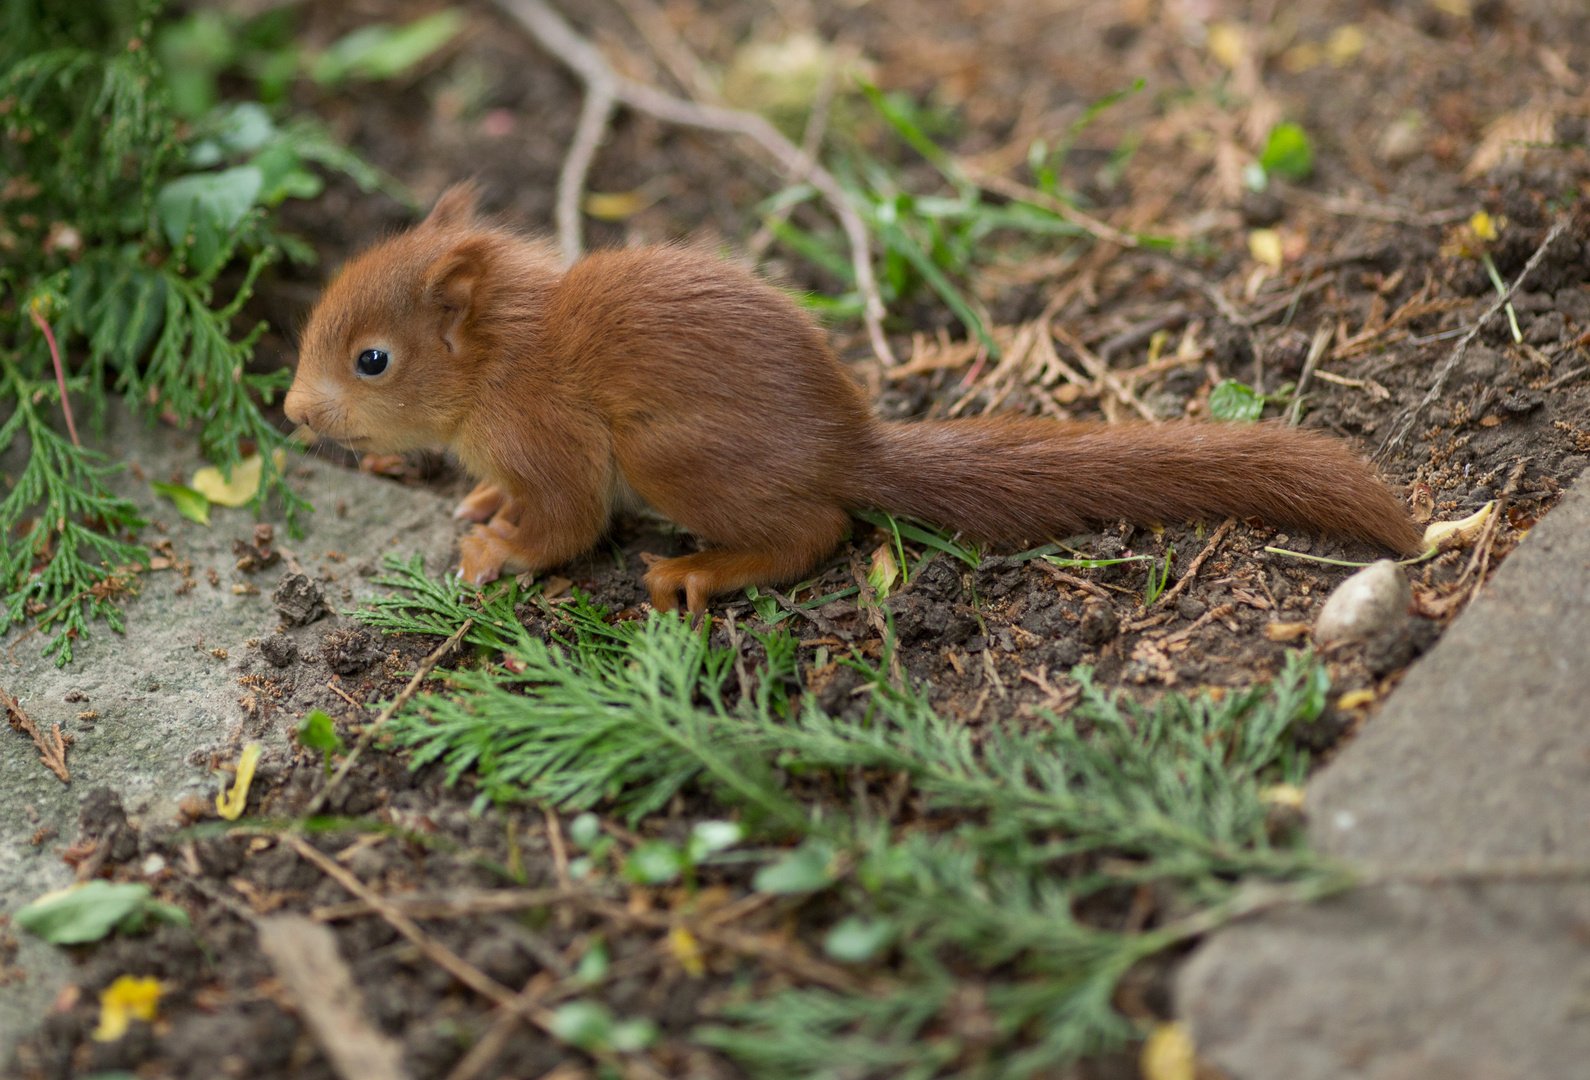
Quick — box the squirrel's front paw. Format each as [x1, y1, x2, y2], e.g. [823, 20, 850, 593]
[458, 529, 507, 585]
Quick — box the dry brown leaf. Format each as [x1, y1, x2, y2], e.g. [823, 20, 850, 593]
[1465, 105, 1555, 180]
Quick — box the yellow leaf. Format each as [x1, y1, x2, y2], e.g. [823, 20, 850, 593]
[1337, 688, 1377, 710]
[191, 449, 287, 508]
[1248, 228, 1284, 271]
[583, 190, 652, 221]
[1431, 0, 1471, 15]
[1260, 783, 1306, 810]
[1206, 23, 1247, 70]
[93, 975, 162, 1042]
[1140, 1021, 1196, 1080]
[1326, 24, 1366, 66]
[668, 926, 706, 977]
[215, 742, 262, 821]
[1422, 501, 1494, 552]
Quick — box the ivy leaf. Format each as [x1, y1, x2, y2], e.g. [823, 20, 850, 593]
[150, 481, 211, 525]
[1208, 380, 1264, 423]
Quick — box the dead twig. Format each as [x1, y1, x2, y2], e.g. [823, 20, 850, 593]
[1034, 562, 1115, 603]
[610, 0, 722, 104]
[1133, 518, 1236, 623]
[301, 618, 473, 818]
[556, 84, 618, 266]
[1050, 323, 1158, 422]
[2, 682, 70, 783]
[1293, 191, 1476, 228]
[255, 914, 410, 1080]
[285, 834, 670, 1079]
[311, 887, 574, 923]
[1377, 219, 1568, 460]
[494, 0, 895, 365]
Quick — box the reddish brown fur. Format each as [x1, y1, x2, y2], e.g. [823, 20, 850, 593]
[285, 184, 1422, 614]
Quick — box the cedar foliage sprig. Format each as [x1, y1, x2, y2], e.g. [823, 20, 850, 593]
[0, 0, 380, 663]
[365, 554, 1341, 1074]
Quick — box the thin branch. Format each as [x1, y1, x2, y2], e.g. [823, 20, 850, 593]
[1376, 219, 1568, 461]
[610, 0, 723, 104]
[301, 618, 473, 818]
[1049, 323, 1158, 422]
[556, 85, 617, 264]
[1135, 518, 1236, 622]
[493, 0, 896, 365]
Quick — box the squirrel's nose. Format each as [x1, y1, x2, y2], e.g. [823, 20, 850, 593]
[283, 379, 310, 426]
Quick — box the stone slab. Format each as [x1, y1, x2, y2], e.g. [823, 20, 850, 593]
[0, 404, 460, 1055]
[1180, 472, 1590, 1079]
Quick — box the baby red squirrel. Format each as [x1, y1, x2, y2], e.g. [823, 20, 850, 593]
[284, 183, 1421, 614]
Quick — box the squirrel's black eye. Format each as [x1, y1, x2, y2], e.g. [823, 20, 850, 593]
[356, 348, 389, 377]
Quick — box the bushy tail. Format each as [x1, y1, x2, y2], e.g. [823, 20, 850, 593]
[850, 417, 1423, 553]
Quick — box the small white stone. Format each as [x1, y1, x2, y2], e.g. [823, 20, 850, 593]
[1313, 560, 1410, 646]
[141, 853, 167, 877]
[1333, 810, 1357, 831]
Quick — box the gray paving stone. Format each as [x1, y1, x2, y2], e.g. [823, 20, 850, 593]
[0, 405, 459, 1056]
[1179, 472, 1590, 1079]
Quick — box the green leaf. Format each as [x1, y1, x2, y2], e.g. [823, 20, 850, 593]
[1208, 380, 1265, 422]
[550, 1000, 614, 1050]
[155, 166, 263, 271]
[625, 841, 686, 885]
[569, 811, 602, 850]
[1260, 122, 1314, 182]
[575, 939, 609, 983]
[216, 102, 276, 154]
[823, 916, 895, 962]
[754, 840, 837, 894]
[15, 882, 185, 945]
[310, 11, 465, 85]
[611, 1018, 660, 1052]
[295, 709, 343, 776]
[687, 820, 744, 862]
[150, 481, 211, 525]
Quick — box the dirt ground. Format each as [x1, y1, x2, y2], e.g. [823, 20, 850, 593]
[12, 0, 1590, 1076]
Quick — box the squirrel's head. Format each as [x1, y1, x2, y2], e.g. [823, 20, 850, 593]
[286, 182, 508, 453]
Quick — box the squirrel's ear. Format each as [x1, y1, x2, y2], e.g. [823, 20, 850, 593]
[423, 181, 481, 230]
[422, 237, 490, 354]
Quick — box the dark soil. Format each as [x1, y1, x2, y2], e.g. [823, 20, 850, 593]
[13, 0, 1590, 1076]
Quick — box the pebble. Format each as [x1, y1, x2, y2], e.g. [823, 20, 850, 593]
[1312, 560, 1410, 646]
